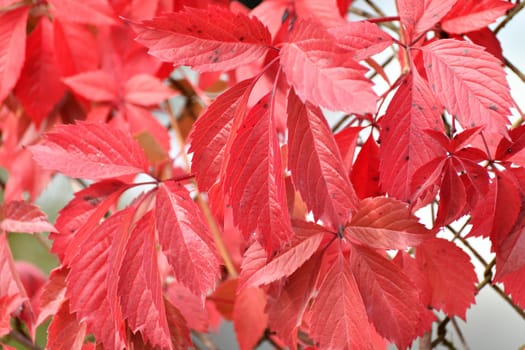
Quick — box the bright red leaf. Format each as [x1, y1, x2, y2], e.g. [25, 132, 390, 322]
[397, 0, 456, 41]
[233, 287, 268, 350]
[133, 6, 272, 72]
[350, 135, 382, 199]
[47, 301, 87, 350]
[14, 17, 66, 126]
[47, 0, 118, 26]
[63, 70, 119, 102]
[0, 6, 29, 103]
[415, 238, 477, 318]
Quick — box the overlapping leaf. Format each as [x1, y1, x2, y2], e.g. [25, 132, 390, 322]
[1, 201, 55, 233]
[441, 0, 514, 34]
[224, 95, 293, 253]
[379, 71, 444, 202]
[47, 0, 118, 26]
[287, 89, 358, 229]
[397, 0, 456, 41]
[31, 122, 149, 180]
[345, 197, 431, 250]
[133, 6, 272, 72]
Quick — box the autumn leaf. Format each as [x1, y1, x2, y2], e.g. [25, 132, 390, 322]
[133, 6, 272, 72]
[31, 122, 149, 180]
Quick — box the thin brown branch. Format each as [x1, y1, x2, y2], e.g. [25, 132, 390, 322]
[192, 331, 219, 350]
[348, 7, 397, 32]
[364, 0, 387, 17]
[6, 328, 43, 350]
[490, 283, 525, 320]
[450, 317, 470, 350]
[504, 56, 525, 83]
[494, 1, 525, 34]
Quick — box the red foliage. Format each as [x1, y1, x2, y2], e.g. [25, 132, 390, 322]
[0, 1, 523, 349]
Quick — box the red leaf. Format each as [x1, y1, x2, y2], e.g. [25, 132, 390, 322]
[310, 248, 384, 349]
[233, 287, 268, 350]
[422, 39, 513, 135]
[351, 245, 431, 349]
[189, 79, 254, 190]
[334, 126, 362, 173]
[397, 0, 456, 41]
[350, 135, 382, 199]
[0, 234, 27, 337]
[225, 95, 293, 253]
[14, 17, 66, 126]
[66, 209, 132, 349]
[379, 72, 444, 202]
[346, 197, 431, 250]
[287, 89, 358, 229]
[280, 19, 377, 114]
[155, 181, 220, 299]
[31, 122, 149, 180]
[35, 267, 68, 327]
[47, 301, 87, 350]
[434, 161, 468, 227]
[53, 180, 130, 262]
[118, 211, 171, 349]
[53, 20, 100, 77]
[295, 0, 346, 27]
[496, 264, 525, 309]
[469, 169, 520, 243]
[327, 21, 393, 60]
[0, 6, 29, 103]
[267, 253, 323, 349]
[416, 238, 477, 318]
[133, 6, 271, 72]
[240, 233, 324, 289]
[47, 0, 118, 26]
[465, 27, 504, 62]
[441, 0, 514, 34]
[63, 70, 119, 102]
[1, 201, 55, 233]
[124, 74, 174, 106]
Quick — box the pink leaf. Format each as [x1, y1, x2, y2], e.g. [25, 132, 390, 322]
[295, 0, 346, 27]
[133, 6, 271, 72]
[280, 19, 377, 114]
[441, 0, 514, 34]
[225, 95, 293, 254]
[422, 39, 513, 135]
[287, 89, 358, 229]
[47, 0, 118, 26]
[1, 201, 55, 233]
[155, 181, 220, 300]
[351, 245, 432, 349]
[379, 71, 444, 202]
[63, 70, 118, 102]
[327, 21, 393, 60]
[31, 122, 149, 180]
[345, 197, 431, 250]
[397, 0, 456, 40]
[118, 211, 171, 349]
[0, 6, 29, 103]
[124, 74, 174, 106]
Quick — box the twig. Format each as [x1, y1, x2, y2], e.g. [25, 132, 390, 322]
[490, 284, 525, 320]
[192, 331, 219, 350]
[504, 56, 525, 83]
[451, 317, 470, 350]
[494, 1, 525, 34]
[6, 328, 43, 350]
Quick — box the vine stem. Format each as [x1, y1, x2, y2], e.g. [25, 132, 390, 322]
[164, 101, 238, 278]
